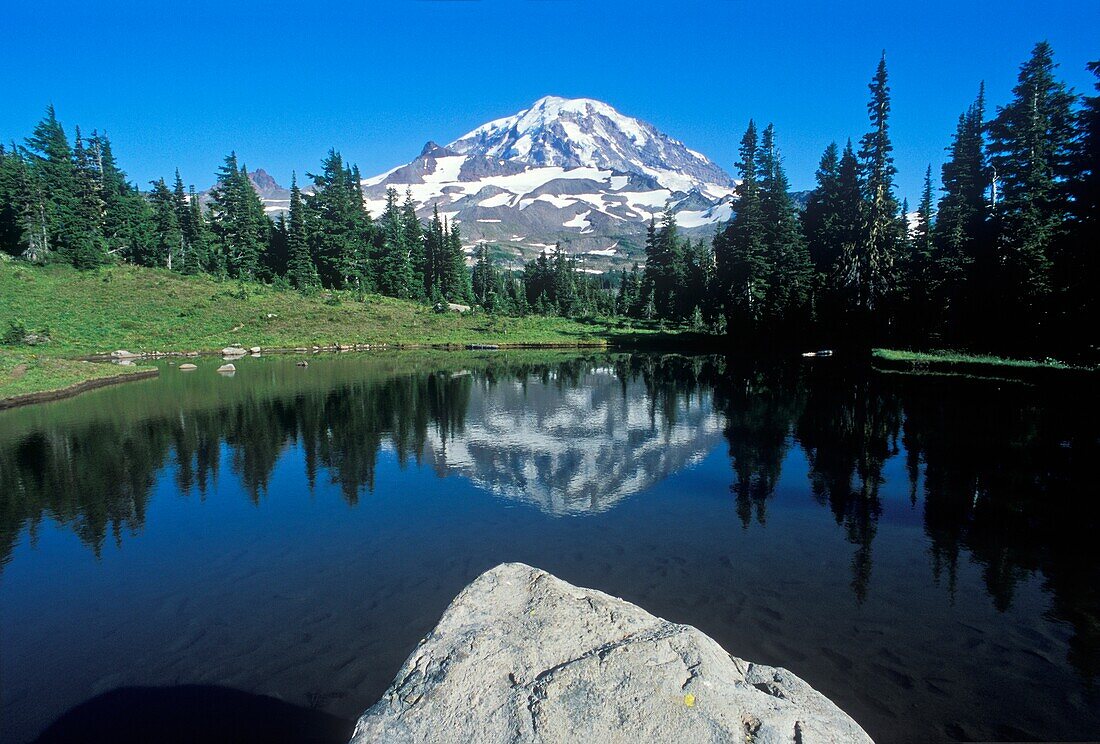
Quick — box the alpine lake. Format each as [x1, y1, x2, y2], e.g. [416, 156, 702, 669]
[1, 350, 1097, 743]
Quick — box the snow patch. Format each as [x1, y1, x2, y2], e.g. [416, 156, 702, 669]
[563, 210, 593, 230]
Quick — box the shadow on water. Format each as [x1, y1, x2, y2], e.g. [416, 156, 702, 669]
[33, 685, 353, 744]
[1, 350, 1098, 742]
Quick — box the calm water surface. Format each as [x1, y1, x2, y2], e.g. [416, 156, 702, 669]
[1, 352, 1097, 743]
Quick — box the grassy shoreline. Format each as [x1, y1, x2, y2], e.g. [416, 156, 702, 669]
[0, 351, 157, 407]
[871, 348, 1095, 375]
[0, 261, 675, 404]
[5, 260, 1094, 406]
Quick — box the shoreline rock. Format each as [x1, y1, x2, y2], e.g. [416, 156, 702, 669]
[351, 563, 873, 743]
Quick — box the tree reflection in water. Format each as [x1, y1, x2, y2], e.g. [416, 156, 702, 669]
[0, 352, 1096, 681]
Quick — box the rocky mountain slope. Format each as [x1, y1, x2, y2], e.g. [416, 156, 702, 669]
[213, 97, 744, 270]
[360, 96, 737, 269]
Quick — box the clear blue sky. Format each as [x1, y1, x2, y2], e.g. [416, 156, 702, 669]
[3, 0, 1097, 204]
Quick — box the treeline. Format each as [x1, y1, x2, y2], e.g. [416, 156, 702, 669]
[621, 42, 1099, 355]
[0, 121, 474, 303]
[1, 42, 1097, 355]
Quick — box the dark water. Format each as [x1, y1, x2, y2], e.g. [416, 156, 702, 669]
[1, 351, 1097, 743]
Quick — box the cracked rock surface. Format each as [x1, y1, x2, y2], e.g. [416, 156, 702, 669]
[350, 563, 873, 743]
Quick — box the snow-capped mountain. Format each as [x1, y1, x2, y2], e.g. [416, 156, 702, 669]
[360, 96, 737, 267]
[419, 366, 724, 515]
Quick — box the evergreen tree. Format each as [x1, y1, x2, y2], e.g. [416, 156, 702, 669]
[187, 185, 214, 274]
[643, 210, 686, 318]
[423, 205, 446, 300]
[208, 153, 269, 279]
[87, 130, 154, 265]
[803, 142, 843, 274]
[904, 166, 936, 339]
[171, 171, 202, 274]
[147, 177, 182, 269]
[0, 144, 29, 256]
[375, 187, 413, 297]
[757, 123, 812, 328]
[1063, 61, 1100, 341]
[440, 218, 471, 303]
[552, 243, 579, 316]
[22, 105, 102, 267]
[305, 149, 371, 289]
[987, 41, 1077, 345]
[714, 120, 768, 333]
[401, 189, 427, 298]
[472, 242, 498, 309]
[933, 84, 989, 338]
[852, 53, 904, 324]
[286, 173, 318, 290]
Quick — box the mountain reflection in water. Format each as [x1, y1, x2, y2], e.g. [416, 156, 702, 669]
[0, 352, 1097, 743]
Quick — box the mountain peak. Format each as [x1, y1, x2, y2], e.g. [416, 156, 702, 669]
[447, 96, 732, 190]
[419, 140, 457, 158]
[357, 97, 737, 267]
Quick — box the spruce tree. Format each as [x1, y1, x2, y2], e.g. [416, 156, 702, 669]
[375, 187, 413, 297]
[987, 41, 1077, 345]
[208, 153, 269, 279]
[286, 173, 319, 290]
[423, 205, 445, 299]
[88, 130, 154, 265]
[803, 142, 843, 273]
[0, 144, 28, 256]
[401, 189, 427, 298]
[148, 177, 182, 269]
[904, 166, 936, 339]
[714, 120, 768, 333]
[441, 218, 471, 303]
[23, 105, 102, 267]
[1064, 61, 1100, 340]
[758, 123, 812, 328]
[934, 85, 989, 338]
[305, 149, 371, 289]
[854, 53, 904, 324]
[472, 242, 498, 309]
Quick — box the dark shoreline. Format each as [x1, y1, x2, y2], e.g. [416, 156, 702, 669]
[0, 368, 159, 411]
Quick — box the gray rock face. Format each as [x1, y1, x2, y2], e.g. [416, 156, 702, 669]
[351, 563, 873, 744]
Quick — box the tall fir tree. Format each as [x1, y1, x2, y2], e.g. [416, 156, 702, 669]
[374, 187, 413, 297]
[852, 53, 904, 326]
[1063, 61, 1100, 342]
[305, 149, 371, 289]
[401, 189, 427, 298]
[714, 120, 768, 333]
[803, 142, 843, 274]
[904, 166, 936, 339]
[87, 130, 154, 265]
[148, 177, 182, 270]
[757, 123, 812, 329]
[208, 153, 269, 279]
[286, 173, 319, 290]
[22, 105, 102, 267]
[440, 218, 471, 303]
[987, 41, 1077, 345]
[933, 84, 989, 339]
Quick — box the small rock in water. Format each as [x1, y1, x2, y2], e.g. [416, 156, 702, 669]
[179, 364, 198, 371]
[216, 363, 236, 374]
[221, 346, 246, 357]
[250, 346, 261, 353]
[296, 361, 309, 367]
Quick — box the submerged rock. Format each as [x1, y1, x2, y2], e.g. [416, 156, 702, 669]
[350, 563, 872, 743]
[178, 363, 198, 371]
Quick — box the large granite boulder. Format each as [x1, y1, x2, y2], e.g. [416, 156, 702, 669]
[351, 563, 872, 743]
